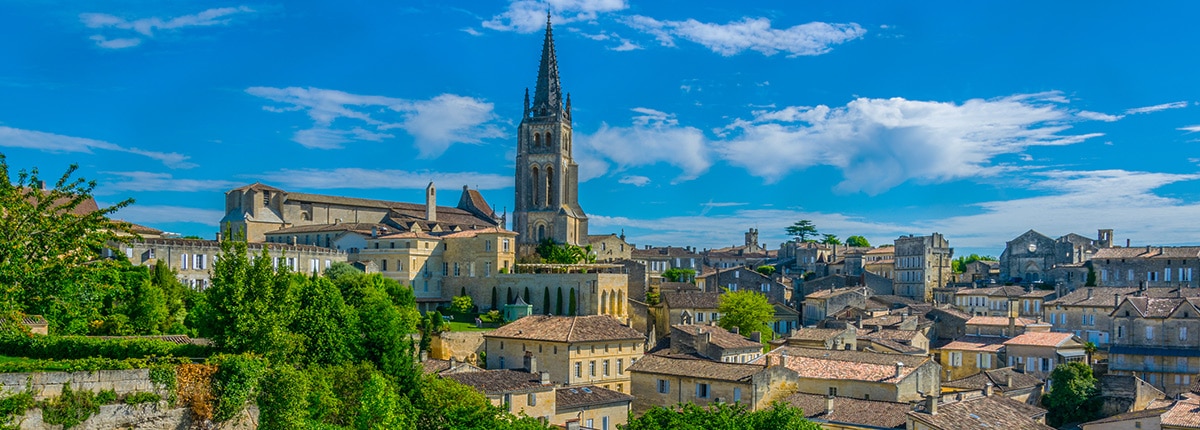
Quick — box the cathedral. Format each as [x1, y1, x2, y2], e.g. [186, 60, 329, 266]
[512, 15, 589, 255]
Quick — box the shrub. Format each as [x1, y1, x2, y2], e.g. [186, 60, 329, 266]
[0, 330, 210, 360]
[208, 354, 267, 422]
[0, 390, 35, 429]
[41, 383, 102, 429]
[95, 389, 117, 405]
[258, 365, 310, 430]
[123, 392, 162, 405]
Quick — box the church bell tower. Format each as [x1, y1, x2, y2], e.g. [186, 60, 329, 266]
[513, 14, 588, 256]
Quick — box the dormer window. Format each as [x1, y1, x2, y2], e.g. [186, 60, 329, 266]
[262, 191, 271, 205]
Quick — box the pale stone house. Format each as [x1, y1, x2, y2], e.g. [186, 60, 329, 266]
[934, 335, 1007, 381]
[553, 386, 632, 430]
[670, 324, 763, 364]
[1109, 296, 1200, 395]
[893, 233, 953, 302]
[755, 346, 941, 403]
[627, 353, 796, 413]
[1003, 331, 1087, 379]
[484, 315, 644, 394]
[906, 393, 1051, 430]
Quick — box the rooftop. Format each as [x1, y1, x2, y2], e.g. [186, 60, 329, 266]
[556, 386, 634, 410]
[783, 392, 909, 429]
[966, 316, 1037, 327]
[442, 369, 552, 395]
[627, 353, 765, 382]
[1003, 332, 1078, 348]
[672, 324, 763, 350]
[759, 346, 929, 383]
[938, 335, 1008, 352]
[908, 395, 1052, 430]
[1159, 392, 1200, 428]
[484, 315, 643, 343]
[660, 291, 721, 309]
[943, 367, 1043, 391]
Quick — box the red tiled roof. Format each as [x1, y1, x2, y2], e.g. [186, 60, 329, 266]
[938, 335, 1007, 352]
[484, 315, 643, 343]
[1003, 332, 1076, 347]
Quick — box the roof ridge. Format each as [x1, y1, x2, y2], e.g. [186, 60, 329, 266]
[566, 315, 577, 342]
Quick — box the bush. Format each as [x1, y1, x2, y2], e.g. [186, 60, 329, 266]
[96, 389, 117, 405]
[450, 296, 473, 314]
[258, 365, 310, 430]
[0, 330, 210, 360]
[0, 391, 35, 429]
[208, 354, 267, 422]
[0, 356, 189, 373]
[123, 392, 161, 405]
[41, 383, 102, 429]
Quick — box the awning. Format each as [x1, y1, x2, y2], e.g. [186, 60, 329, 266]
[1058, 350, 1086, 358]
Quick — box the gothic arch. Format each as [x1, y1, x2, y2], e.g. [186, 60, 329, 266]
[545, 165, 554, 207]
[537, 224, 546, 242]
[617, 290, 624, 315]
[533, 132, 540, 148]
[530, 166, 540, 207]
[545, 132, 552, 147]
[601, 290, 609, 315]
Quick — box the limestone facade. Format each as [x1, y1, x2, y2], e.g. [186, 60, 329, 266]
[1092, 246, 1200, 288]
[999, 229, 1109, 285]
[1109, 296, 1200, 396]
[120, 238, 346, 289]
[483, 315, 645, 394]
[893, 233, 953, 302]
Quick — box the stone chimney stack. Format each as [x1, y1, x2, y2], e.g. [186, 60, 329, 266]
[825, 395, 835, 415]
[983, 382, 994, 397]
[1115, 293, 1121, 307]
[1087, 288, 1094, 300]
[425, 182, 437, 222]
[894, 362, 904, 379]
[750, 331, 761, 343]
[523, 351, 537, 374]
[1006, 374, 1013, 390]
[925, 395, 938, 415]
[540, 371, 550, 384]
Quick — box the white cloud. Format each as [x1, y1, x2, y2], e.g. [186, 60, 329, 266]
[483, 0, 628, 33]
[462, 27, 483, 36]
[574, 108, 711, 182]
[80, 6, 255, 48]
[246, 87, 504, 157]
[1076, 110, 1122, 122]
[99, 172, 241, 194]
[567, 28, 641, 51]
[0, 126, 194, 168]
[623, 16, 865, 57]
[1179, 125, 1200, 133]
[255, 168, 512, 190]
[113, 204, 225, 226]
[618, 175, 650, 186]
[1125, 101, 1189, 115]
[717, 92, 1106, 193]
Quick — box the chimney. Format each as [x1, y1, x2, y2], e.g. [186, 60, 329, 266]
[540, 371, 550, 385]
[1127, 238, 1131, 247]
[1114, 293, 1121, 307]
[894, 362, 904, 379]
[1008, 314, 1016, 337]
[983, 382, 994, 397]
[731, 327, 740, 335]
[1087, 288, 1094, 300]
[524, 351, 537, 374]
[1006, 374, 1013, 389]
[925, 395, 938, 415]
[750, 331, 762, 343]
[38, 180, 46, 190]
[825, 395, 835, 415]
[425, 182, 437, 222]
[566, 420, 581, 430]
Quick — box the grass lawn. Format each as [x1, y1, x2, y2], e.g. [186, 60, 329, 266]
[445, 321, 493, 332]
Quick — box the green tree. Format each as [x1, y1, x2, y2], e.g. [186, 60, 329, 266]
[663, 268, 696, 283]
[555, 287, 563, 315]
[543, 287, 551, 315]
[623, 402, 820, 430]
[491, 286, 499, 310]
[355, 373, 411, 430]
[323, 262, 361, 282]
[0, 157, 135, 332]
[203, 239, 301, 360]
[952, 254, 999, 273]
[568, 288, 577, 316]
[820, 233, 841, 245]
[845, 235, 870, 247]
[129, 279, 168, 334]
[258, 365, 311, 430]
[717, 290, 775, 343]
[293, 276, 360, 365]
[1085, 265, 1097, 287]
[451, 295, 473, 314]
[535, 239, 596, 264]
[1083, 341, 1098, 365]
[412, 374, 551, 430]
[756, 265, 776, 277]
[1043, 362, 1099, 426]
[785, 220, 818, 242]
[151, 260, 188, 333]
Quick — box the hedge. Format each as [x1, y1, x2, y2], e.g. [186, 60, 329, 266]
[0, 331, 211, 361]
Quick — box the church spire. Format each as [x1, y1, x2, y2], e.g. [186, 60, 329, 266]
[531, 12, 562, 117]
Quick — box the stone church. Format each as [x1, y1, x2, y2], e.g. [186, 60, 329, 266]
[512, 15, 589, 256]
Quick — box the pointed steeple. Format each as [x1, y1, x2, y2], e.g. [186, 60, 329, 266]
[531, 12, 562, 117]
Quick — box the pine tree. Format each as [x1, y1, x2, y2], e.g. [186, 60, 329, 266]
[568, 288, 577, 316]
[556, 287, 564, 315]
[543, 287, 551, 315]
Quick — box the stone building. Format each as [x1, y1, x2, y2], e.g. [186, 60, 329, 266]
[934, 335, 1008, 381]
[1109, 296, 1200, 396]
[781, 241, 872, 278]
[1003, 331, 1087, 380]
[553, 386, 632, 430]
[587, 233, 634, 262]
[631, 245, 703, 276]
[670, 325, 764, 364]
[783, 392, 911, 429]
[952, 285, 1055, 318]
[120, 237, 347, 289]
[445, 269, 630, 321]
[356, 227, 517, 309]
[756, 346, 941, 403]
[703, 229, 775, 269]
[654, 291, 721, 337]
[774, 327, 859, 351]
[221, 182, 502, 243]
[442, 368, 557, 420]
[893, 233, 953, 302]
[999, 229, 1110, 285]
[864, 246, 896, 280]
[483, 315, 644, 394]
[627, 353, 797, 413]
[1092, 246, 1200, 288]
[906, 394, 1051, 430]
[1043, 286, 1148, 346]
[695, 266, 788, 305]
[804, 287, 870, 326]
[512, 17, 588, 254]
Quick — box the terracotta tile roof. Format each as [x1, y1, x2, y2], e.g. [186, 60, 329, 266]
[119, 221, 164, 235]
[660, 282, 700, 292]
[266, 222, 382, 235]
[228, 182, 285, 193]
[660, 291, 721, 310]
[966, 316, 1036, 327]
[865, 247, 894, 255]
[555, 385, 634, 410]
[783, 392, 909, 428]
[1081, 407, 1168, 426]
[673, 325, 763, 350]
[421, 359, 451, 374]
[862, 337, 924, 354]
[376, 231, 440, 240]
[937, 335, 1007, 352]
[484, 315, 643, 343]
[1095, 246, 1200, 260]
[1160, 392, 1200, 428]
[1122, 296, 1197, 318]
[863, 329, 921, 342]
[908, 395, 1052, 430]
[442, 369, 553, 395]
[761, 346, 929, 384]
[786, 328, 851, 342]
[806, 286, 868, 300]
[627, 353, 764, 382]
[943, 367, 1042, 391]
[1047, 287, 1141, 307]
[437, 226, 517, 238]
[1003, 332, 1077, 347]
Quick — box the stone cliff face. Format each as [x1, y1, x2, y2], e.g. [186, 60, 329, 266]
[13, 403, 258, 430]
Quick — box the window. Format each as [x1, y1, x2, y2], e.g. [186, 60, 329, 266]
[528, 393, 536, 406]
[503, 394, 512, 411]
[657, 379, 670, 394]
[603, 416, 609, 430]
[949, 352, 963, 367]
[381, 260, 388, 271]
[262, 191, 270, 205]
[575, 362, 582, 378]
[1147, 326, 1155, 340]
[442, 263, 448, 276]
[1182, 326, 1188, 341]
[486, 262, 492, 277]
[453, 263, 460, 276]
[828, 387, 837, 396]
[1118, 325, 1125, 338]
[697, 313, 705, 322]
[978, 353, 992, 369]
[733, 387, 742, 402]
[589, 361, 596, 376]
[617, 359, 624, 375]
[499, 357, 505, 367]
[696, 383, 710, 399]
[181, 254, 189, 270]
[503, 239, 510, 252]
[603, 360, 610, 376]
[485, 240, 492, 252]
[1149, 271, 1158, 282]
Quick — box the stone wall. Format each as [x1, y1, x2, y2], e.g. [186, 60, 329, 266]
[14, 403, 258, 430]
[431, 331, 486, 363]
[0, 369, 160, 400]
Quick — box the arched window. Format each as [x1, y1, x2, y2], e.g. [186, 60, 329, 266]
[545, 166, 554, 207]
[530, 166, 540, 207]
[533, 132, 540, 148]
[545, 132, 552, 147]
[537, 225, 546, 242]
[601, 290, 609, 314]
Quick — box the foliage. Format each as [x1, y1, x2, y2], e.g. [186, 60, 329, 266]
[123, 391, 161, 405]
[663, 268, 696, 283]
[784, 220, 818, 242]
[95, 389, 118, 405]
[0, 390, 34, 430]
[568, 288, 577, 316]
[717, 290, 775, 343]
[355, 373, 412, 430]
[176, 363, 217, 422]
[292, 276, 360, 366]
[535, 239, 596, 264]
[0, 156, 134, 331]
[40, 383, 102, 429]
[542, 288, 551, 315]
[1043, 362, 1099, 426]
[451, 295, 474, 314]
[129, 279, 169, 335]
[208, 354, 267, 422]
[0, 356, 188, 373]
[845, 235, 870, 247]
[819, 234, 841, 245]
[952, 254, 999, 273]
[149, 364, 177, 405]
[622, 402, 820, 430]
[258, 365, 310, 430]
[203, 240, 301, 361]
[555, 287, 563, 315]
[645, 291, 661, 306]
[323, 262, 362, 282]
[755, 265, 776, 276]
[1085, 265, 1097, 287]
[0, 329, 210, 360]
[411, 373, 551, 430]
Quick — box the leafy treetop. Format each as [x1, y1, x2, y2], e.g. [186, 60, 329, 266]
[785, 220, 818, 242]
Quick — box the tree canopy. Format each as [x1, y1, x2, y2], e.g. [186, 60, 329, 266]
[785, 220, 818, 242]
[845, 235, 870, 247]
[623, 402, 820, 430]
[535, 239, 596, 264]
[952, 254, 999, 273]
[663, 268, 696, 283]
[717, 290, 775, 342]
[1043, 362, 1099, 426]
[819, 234, 841, 245]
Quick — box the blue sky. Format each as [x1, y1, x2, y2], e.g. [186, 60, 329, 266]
[2, 1, 1199, 256]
